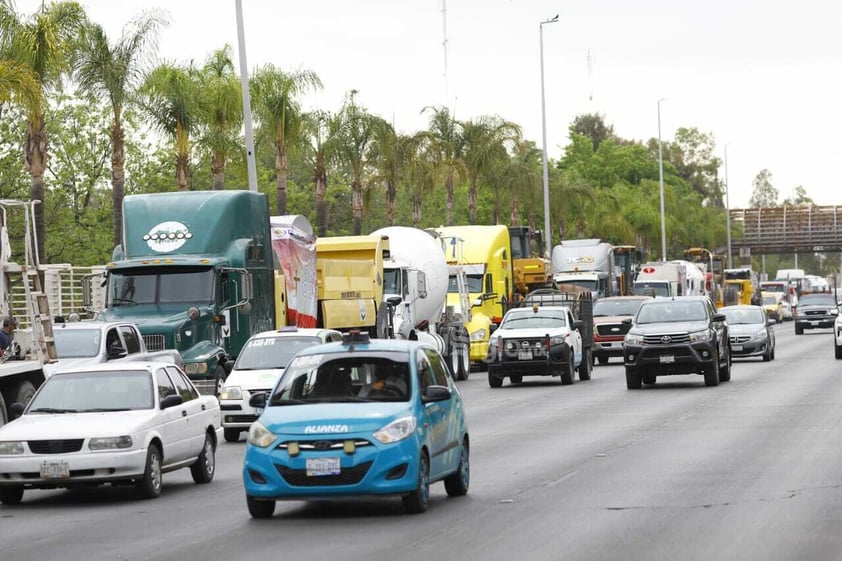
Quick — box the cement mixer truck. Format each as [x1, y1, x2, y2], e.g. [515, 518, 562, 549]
[372, 227, 472, 380]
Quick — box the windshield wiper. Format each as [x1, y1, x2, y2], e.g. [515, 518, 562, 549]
[110, 297, 137, 306]
[29, 407, 78, 414]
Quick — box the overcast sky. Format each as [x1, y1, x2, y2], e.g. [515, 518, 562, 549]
[18, 0, 842, 208]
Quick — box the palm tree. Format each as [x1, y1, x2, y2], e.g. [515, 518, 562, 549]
[502, 139, 542, 227]
[369, 123, 420, 226]
[405, 138, 441, 227]
[196, 45, 242, 191]
[462, 116, 521, 224]
[422, 106, 466, 226]
[0, 60, 39, 106]
[251, 64, 321, 214]
[0, 0, 86, 260]
[334, 91, 381, 235]
[138, 63, 199, 191]
[73, 10, 167, 246]
[302, 110, 339, 236]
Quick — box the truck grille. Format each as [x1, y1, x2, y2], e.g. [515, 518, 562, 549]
[276, 461, 372, 486]
[596, 323, 630, 337]
[499, 338, 547, 362]
[277, 439, 373, 452]
[142, 334, 167, 351]
[642, 333, 690, 345]
[730, 335, 751, 344]
[803, 309, 831, 316]
[28, 439, 84, 454]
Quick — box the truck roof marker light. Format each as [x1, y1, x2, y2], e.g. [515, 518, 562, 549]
[107, 262, 116, 268]
[152, 259, 161, 264]
[141, 260, 149, 264]
[200, 259, 209, 264]
[165, 259, 173, 264]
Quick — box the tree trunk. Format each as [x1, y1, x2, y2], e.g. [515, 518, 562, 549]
[315, 158, 328, 237]
[412, 195, 422, 227]
[275, 142, 288, 214]
[510, 194, 521, 226]
[468, 174, 478, 224]
[211, 149, 225, 191]
[175, 122, 190, 191]
[351, 177, 363, 235]
[386, 180, 396, 226]
[111, 118, 125, 249]
[445, 171, 454, 226]
[25, 118, 47, 263]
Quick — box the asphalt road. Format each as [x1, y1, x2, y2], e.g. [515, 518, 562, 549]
[4, 324, 842, 561]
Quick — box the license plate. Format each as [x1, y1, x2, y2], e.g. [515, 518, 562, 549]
[306, 457, 341, 477]
[659, 355, 675, 364]
[731, 344, 743, 351]
[517, 350, 532, 360]
[40, 461, 69, 479]
[811, 321, 821, 326]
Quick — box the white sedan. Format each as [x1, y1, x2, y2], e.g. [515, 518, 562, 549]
[0, 361, 221, 505]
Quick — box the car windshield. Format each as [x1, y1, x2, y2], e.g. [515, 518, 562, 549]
[500, 309, 566, 329]
[53, 328, 102, 358]
[448, 274, 483, 294]
[593, 299, 647, 317]
[799, 294, 836, 306]
[556, 278, 598, 291]
[28, 371, 154, 413]
[107, 267, 215, 306]
[721, 308, 764, 324]
[234, 335, 322, 370]
[633, 283, 671, 297]
[636, 301, 707, 323]
[268, 352, 411, 404]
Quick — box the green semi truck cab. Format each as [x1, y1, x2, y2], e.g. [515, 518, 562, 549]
[93, 191, 275, 392]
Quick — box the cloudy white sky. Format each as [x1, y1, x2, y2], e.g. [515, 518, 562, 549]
[18, 0, 842, 208]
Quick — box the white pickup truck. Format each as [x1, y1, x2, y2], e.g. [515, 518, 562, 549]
[45, 321, 182, 377]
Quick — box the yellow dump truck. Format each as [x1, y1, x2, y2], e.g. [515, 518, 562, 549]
[315, 235, 391, 337]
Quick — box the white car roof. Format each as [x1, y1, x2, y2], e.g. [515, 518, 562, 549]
[248, 327, 340, 340]
[53, 321, 129, 331]
[47, 361, 177, 375]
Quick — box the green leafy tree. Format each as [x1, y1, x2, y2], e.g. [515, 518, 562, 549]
[0, 0, 86, 260]
[570, 112, 614, 151]
[251, 64, 321, 214]
[368, 123, 419, 226]
[462, 115, 520, 224]
[301, 110, 340, 236]
[195, 45, 242, 191]
[138, 63, 199, 191]
[782, 185, 813, 206]
[0, 59, 39, 106]
[73, 10, 167, 246]
[422, 105, 466, 226]
[748, 169, 778, 208]
[669, 127, 722, 206]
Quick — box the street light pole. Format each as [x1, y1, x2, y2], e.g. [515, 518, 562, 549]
[235, 0, 258, 192]
[657, 98, 666, 261]
[724, 144, 732, 269]
[540, 14, 558, 259]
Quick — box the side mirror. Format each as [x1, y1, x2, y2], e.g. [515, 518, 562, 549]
[713, 313, 727, 322]
[573, 320, 585, 330]
[160, 394, 184, 409]
[387, 296, 402, 308]
[9, 402, 24, 420]
[422, 385, 451, 402]
[489, 323, 498, 335]
[107, 343, 128, 360]
[621, 318, 633, 325]
[767, 319, 776, 327]
[249, 392, 268, 408]
[471, 298, 482, 308]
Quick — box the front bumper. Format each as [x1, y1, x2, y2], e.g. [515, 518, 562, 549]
[487, 341, 571, 377]
[220, 390, 270, 429]
[0, 448, 147, 488]
[624, 341, 717, 376]
[243, 432, 422, 500]
[593, 338, 625, 358]
[795, 316, 835, 329]
[729, 339, 769, 358]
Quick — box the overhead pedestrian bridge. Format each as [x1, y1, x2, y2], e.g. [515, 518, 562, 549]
[729, 205, 842, 254]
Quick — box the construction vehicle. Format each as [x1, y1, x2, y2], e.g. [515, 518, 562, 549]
[719, 267, 758, 307]
[612, 245, 641, 296]
[88, 191, 276, 394]
[373, 226, 471, 380]
[314, 234, 391, 338]
[270, 215, 318, 328]
[433, 225, 514, 370]
[509, 226, 550, 295]
[684, 247, 720, 302]
[551, 239, 617, 299]
[0, 200, 57, 425]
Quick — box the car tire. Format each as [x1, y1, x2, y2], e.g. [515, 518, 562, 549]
[795, 325, 803, 335]
[763, 345, 772, 362]
[835, 341, 842, 360]
[719, 346, 731, 382]
[704, 353, 720, 386]
[560, 354, 575, 385]
[443, 439, 470, 497]
[625, 367, 642, 389]
[642, 373, 657, 385]
[246, 495, 276, 519]
[136, 444, 163, 499]
[578, 348, 592, 381]
[190, 432, 216, 484]
[597, 355, 609, 365]
[402, 453, 430, 514]
[224, 428, 241, 443]
[509, 375, 522, 384]
[13, 381, 36, 406]
[0, 485, 23, 505]
[457, 328, 471, 380]
[488, 371, 503, 388]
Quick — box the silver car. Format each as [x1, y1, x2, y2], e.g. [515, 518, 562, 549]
[719, 305, 776, 361]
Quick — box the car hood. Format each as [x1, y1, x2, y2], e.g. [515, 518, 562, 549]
[493, 327, 567, 339]
[226, 368, 285, 390]
[631, 320, 710, 335]
[260, 402, 412, 436]
[728, 324, 767, 336]
[0, 410, 158, 440]
[43, 358, 101, 378]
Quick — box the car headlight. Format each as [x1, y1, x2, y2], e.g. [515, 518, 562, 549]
[89, 436, 133, 450]
[373, 416, 417, 444]
[470, 328, 487, 341]
[750, 329, 768, 341]
[689, 330, 712, 343]
[625, 333, 644, 345]
[549, 334, 566, 345]
[831, 308, 839, 316]
[247, 421, 276, 448]
[0, 441, 24, 455]
[184, 362, 209, 375]
[219, 386, 242, 400]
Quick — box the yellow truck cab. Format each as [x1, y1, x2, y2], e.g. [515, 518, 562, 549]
[434, 225, 514, 369]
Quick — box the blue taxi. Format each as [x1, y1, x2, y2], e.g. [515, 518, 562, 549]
[242, 332, 470, 517]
